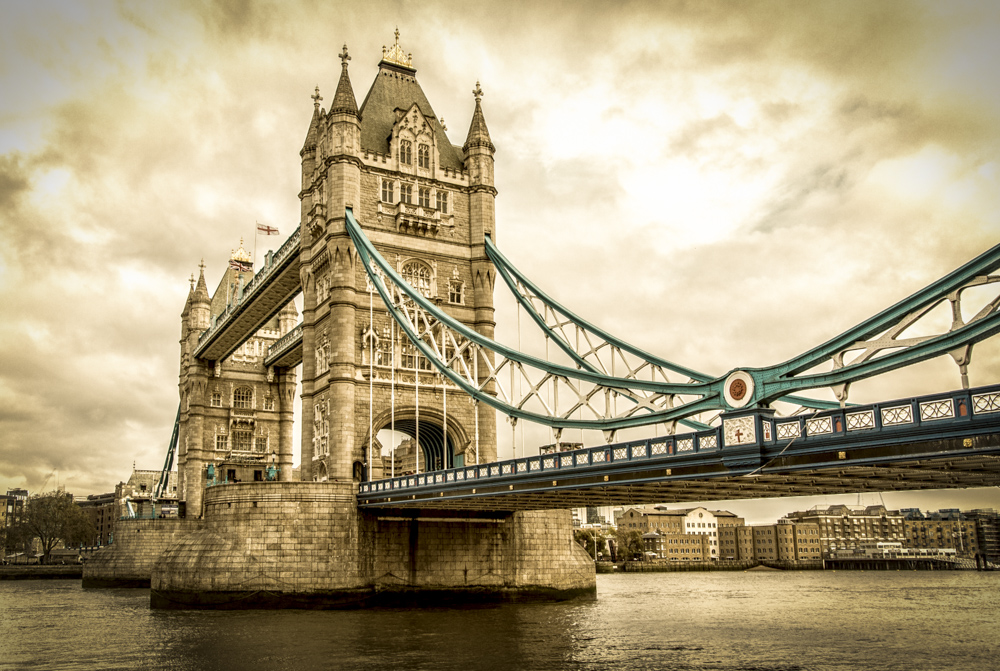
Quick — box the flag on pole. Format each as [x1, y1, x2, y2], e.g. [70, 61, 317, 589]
[229, 259, 252, 272]
[257, 223, 280, 235]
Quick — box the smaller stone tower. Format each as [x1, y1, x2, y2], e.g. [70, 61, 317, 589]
[176, 242, 298, 517]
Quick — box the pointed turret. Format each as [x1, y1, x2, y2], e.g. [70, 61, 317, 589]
[330, 44, 359, 117]
[192, 261, 210, 304]
[186, 260, 212, 344]
[301, 87, 323, 156]
[181, 273, 195, 319]
[463, 81, 495, 154]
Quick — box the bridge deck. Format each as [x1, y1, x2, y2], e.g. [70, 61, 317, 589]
[195, 227, 302, 362]
[357, 385, 1000, 512]
[264, 323, 303, 368]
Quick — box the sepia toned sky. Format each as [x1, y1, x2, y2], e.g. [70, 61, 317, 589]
[1, 1, 999, 521]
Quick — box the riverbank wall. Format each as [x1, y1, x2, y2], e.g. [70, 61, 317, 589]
[0, 566, 83, 580]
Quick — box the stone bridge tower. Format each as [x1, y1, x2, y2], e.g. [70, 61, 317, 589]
[177, 245, 298, 517]
[91, 35, 595, 605]
[299, 35, 498, 484]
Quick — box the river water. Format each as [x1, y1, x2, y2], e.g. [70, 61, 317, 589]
[2, 571, 998, 670]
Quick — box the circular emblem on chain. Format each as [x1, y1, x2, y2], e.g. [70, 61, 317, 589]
[723, 370, 755, 409]
[729, 379, 747, 401]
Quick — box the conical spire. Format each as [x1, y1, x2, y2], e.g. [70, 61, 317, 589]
[192, 260, 210, 304]
[463, 81, 494, 153]
[181, 273, 195, 317]
[301, 86, 322, 153]
[330, 44, 359, 116]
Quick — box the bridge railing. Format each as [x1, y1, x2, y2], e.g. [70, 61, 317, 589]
[358, 384, 1000, 497]
[196, 226, 301, 350]
[266, 323, 303, 361]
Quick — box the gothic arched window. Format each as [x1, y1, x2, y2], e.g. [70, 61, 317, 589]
[418, 143, 430, 168]
[233, 387, 253, 409]
[400, 140, 412, 165]
[401, 260, 432, 298]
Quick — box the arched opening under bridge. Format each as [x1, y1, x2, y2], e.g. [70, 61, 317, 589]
[366, 407, 471, 476]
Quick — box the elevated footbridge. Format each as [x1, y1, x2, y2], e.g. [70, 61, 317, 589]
[194, 227, 303, 362]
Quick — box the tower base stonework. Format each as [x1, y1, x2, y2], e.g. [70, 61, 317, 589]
[149, 482, 595, 609]
[82, 518, 205, 588]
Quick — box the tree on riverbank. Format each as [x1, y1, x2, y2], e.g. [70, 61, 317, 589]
[12, 492, 94, 564]
[574, 529, 611, 560]
[613, 528, 644, 561]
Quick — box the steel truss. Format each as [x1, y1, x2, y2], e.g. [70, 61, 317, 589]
[346, 208, 1000, 433]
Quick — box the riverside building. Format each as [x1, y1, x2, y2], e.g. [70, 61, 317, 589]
[619, 506, 743, 560]
[900, 509, 979, 559]
[782, 505, 905, 555]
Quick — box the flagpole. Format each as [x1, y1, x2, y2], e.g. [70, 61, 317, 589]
[253, 221, 258, 271]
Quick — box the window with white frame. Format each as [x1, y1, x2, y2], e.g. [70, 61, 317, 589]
[233, 387, 253, 409]
[375, 338, 392, 367]
[263, 395, 275, 411]
[448, 280, 463, 304]
[400, 340, 432, 371]
[401, 260, 432, 298]
[233, 428, 253, 451]
[210, 389, 222, 407]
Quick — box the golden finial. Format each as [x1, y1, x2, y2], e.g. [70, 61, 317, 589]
[381, 28, 413, 68]
[312, 86, 323, 108]
[231, 238, 252, 264]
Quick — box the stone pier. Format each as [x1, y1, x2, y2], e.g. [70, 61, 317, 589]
[149, 482, 595, 609]
[82, 518, 204, 588]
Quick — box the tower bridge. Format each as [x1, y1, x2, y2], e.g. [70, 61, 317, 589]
[84, 33, 1000, 609]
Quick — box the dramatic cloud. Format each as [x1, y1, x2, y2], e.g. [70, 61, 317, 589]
[1, 1, 998, 518]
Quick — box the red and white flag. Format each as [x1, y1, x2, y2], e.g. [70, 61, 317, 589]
[257, 223, 280, 236]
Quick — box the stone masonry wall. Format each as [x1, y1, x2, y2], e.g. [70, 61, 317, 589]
[368, 509, 595, 599]
[83, 518, 204, 588]
[150, 482, 365, 607]
[149, 482, 595, 608]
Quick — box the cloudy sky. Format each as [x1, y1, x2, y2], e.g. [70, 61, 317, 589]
[2, 0, 999, 521]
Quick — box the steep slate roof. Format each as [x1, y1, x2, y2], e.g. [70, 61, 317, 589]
[357, 62, 465, 170]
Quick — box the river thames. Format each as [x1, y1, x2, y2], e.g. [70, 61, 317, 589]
[2, 571, 998, 670]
